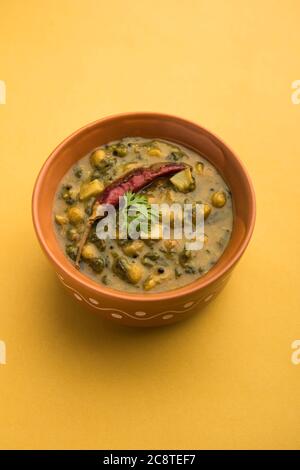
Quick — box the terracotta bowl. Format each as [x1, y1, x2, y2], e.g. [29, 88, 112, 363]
[32, 112, 255, 327]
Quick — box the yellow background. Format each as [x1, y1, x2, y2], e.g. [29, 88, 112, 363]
[0, 0, 299, 450]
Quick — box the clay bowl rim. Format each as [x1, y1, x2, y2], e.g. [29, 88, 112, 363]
[32, 112, 256, 303]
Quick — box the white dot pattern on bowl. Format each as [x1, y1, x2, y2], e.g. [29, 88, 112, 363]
[73, 293, 82, 301]
[135, 311, 147, 317]
[56, 271, 217, 322]
[184, 301, 194, 309]
[204, 294, 214, 302]
[111, 313, 122, 319]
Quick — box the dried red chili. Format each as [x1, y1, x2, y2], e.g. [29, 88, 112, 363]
[75, 162, 186, 267]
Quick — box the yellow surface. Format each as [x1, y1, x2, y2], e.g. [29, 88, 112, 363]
[0, 0, 299, 450]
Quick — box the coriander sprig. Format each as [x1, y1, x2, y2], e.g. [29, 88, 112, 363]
[119, 191, 158, 234]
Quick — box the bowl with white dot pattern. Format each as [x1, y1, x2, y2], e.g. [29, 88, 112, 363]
[32, 113, 255, 327]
